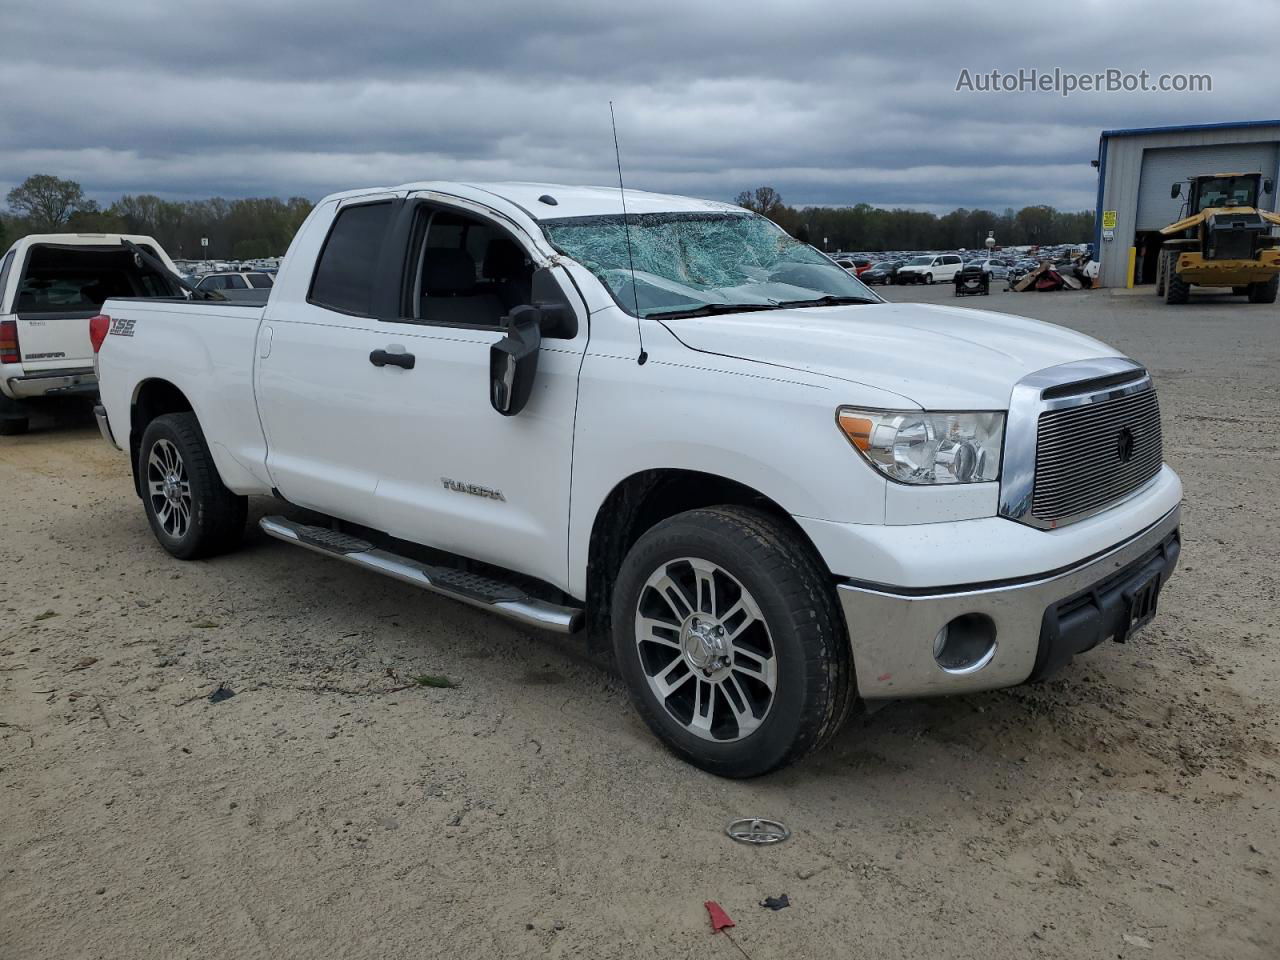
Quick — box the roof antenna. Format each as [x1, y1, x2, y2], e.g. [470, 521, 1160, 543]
[610, 101, 647, 365]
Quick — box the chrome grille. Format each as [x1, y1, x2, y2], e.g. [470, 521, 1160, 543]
[1031, 387, 1162, 525]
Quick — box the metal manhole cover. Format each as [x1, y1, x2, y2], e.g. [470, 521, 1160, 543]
[725, 817, 790, 845]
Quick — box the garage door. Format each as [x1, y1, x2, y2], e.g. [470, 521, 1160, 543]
[1136, 142, 1279, 229]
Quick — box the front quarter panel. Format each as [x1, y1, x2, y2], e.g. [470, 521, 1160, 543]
[566, 312, 903, 598]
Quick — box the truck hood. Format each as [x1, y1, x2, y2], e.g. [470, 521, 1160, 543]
[661, 301, 1119, 409]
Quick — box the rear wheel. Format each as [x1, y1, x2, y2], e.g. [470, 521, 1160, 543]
[1165, 268, 1190, 304]
[0, 394, 29, 436]
[611, 506, 854, 778]
[139, 413, 247, 560]
[1248, 275, 1278, 303]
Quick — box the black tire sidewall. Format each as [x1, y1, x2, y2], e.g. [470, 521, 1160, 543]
[610, 511, 837, 777]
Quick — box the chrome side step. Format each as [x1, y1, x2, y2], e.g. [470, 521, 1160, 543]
[259, 516, 583, 634]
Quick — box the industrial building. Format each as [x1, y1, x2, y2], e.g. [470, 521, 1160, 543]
[1093, 120, 1280, 288]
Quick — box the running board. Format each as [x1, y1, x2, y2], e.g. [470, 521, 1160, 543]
[258, 516, 583, 634]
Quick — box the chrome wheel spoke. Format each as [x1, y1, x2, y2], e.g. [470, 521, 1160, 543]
[722, 674, 760, 736]
[637, 617, 682, 649]
[653, 575, 695, 622]
[690, 679, 714, 734]
[692, 562, 717, 617]
[653, 657, 693, 698]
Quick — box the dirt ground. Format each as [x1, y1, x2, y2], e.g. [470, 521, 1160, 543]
[1, 283, 1277, 959]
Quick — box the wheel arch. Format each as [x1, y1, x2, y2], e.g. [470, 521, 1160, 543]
[129, 378, 195, 497]
[582, 468, 832, 651]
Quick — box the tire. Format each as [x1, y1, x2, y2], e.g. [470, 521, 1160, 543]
[610, 506, 854, 778]
[1165, 268, 1190, 304]
[1248, 275, 1278, 303]
[1232, 286, 1249, 296]
[138, 412, 247, 560]
[923, 273, 933, 285]
[1155, 254, 1166, 296]
[0, 394, 29, 435]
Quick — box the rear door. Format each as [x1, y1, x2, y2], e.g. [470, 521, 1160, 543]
[255, 195, 402, 529]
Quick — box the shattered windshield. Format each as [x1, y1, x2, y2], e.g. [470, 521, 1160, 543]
[540, 210, 878, 318]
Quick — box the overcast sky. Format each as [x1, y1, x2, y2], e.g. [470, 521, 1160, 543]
[3, 0, 1278, 214]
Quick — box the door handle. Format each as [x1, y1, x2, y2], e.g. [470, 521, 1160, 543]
[369, 348, 415, 370]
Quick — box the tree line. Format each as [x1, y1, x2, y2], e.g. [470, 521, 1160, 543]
[0, 173, 1094, 262]
[734, 186, 1094, 252]
[1, 174, 313, 261]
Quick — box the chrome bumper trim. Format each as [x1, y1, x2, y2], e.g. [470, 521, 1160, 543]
[5, 368, 97, 399]
[839, 504, 1181, 699]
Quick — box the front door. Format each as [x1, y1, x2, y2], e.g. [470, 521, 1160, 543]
[367, 197, 587, 591]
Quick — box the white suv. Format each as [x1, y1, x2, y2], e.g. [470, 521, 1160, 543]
[897, 253, 963, 285]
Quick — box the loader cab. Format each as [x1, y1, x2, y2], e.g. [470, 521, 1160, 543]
[1172, 172, 1272, 218]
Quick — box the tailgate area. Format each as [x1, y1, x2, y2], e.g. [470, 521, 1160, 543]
[10, 243, 178, 372]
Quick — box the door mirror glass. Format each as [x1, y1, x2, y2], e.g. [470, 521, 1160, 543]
[1170, 182, 1182, 199]
[490, 305, 542, 416]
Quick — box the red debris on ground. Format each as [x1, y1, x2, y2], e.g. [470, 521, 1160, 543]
[705, 901, 735, 932]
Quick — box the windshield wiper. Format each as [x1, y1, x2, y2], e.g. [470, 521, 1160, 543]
[120, 239, 226, 302]
[647, 303, 782, 320]
[775, 295, 879, 308]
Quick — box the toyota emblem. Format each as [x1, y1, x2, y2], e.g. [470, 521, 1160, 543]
[1117, 426, 1137, 463]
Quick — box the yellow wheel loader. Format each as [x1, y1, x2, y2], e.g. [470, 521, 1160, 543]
[1155, 172, 1280, 304]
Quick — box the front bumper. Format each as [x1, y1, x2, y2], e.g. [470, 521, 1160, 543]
[838, 504, 1181, 699]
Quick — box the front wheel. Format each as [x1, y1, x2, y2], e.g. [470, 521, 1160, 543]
[611, 507, 854, 778]
[1248, 275, 1278, 303]
[923, 273, 933, 285]
[1165, 268, 1190, 304]
[139, 412, 247, 560]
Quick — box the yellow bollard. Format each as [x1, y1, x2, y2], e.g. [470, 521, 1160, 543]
[1127, 247, 1136, 289]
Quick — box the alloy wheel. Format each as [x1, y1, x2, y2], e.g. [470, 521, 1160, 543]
[633, 557, 777, 742]
[146, 438, 192, 539]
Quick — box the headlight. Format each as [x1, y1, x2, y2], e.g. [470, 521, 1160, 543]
[837, 407, 1004, 484]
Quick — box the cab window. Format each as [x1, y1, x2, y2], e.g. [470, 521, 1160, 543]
[400, 206, 532, 329]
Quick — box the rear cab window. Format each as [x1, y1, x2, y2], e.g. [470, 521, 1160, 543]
[308, 202, 395, 316]
[12, 243, 179, 315]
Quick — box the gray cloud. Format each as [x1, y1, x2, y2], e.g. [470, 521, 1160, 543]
[2, 0, 1277, 213]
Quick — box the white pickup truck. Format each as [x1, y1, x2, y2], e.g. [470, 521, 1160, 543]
[93, 182, 1182, 777]
[0, 233, 182, 434]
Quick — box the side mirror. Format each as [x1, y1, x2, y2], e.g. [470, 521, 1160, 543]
[1265, 179, 1274, 195]
[1170, 182, 1182, 199]
[530, 267, 577, 338]
[490, 305, 541, 416]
